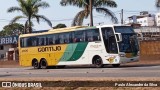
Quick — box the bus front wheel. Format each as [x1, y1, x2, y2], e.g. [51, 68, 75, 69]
[92, 56, 104, 68]
[40, 59, 48, 69]
[32, 60, 40, 69]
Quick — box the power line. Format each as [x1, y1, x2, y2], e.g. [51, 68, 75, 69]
[0, 9, 158, 23]
[0, 14, 108, 22]
[0, 18, 73, 22]
[124, 10, 157, 12]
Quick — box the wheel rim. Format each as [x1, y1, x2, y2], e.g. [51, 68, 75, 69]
[94, 58, 102, 67]
[96, 59, 101, 65]
[34, 61, 39, 69]
[41, 60, 47, 69]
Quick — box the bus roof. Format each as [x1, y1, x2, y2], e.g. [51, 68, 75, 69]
[19, 26, 96, 38]
[19, 25, 130, 38]
[49, 26, 86, 32]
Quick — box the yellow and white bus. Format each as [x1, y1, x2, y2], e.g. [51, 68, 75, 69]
[19, 25, 139, 69]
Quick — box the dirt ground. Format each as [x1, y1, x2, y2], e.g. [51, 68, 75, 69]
[0, 60, 20, 68]
[126, 58, 160, 66]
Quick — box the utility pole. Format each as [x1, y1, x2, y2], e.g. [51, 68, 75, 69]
[89, 0, 93, 26]
[121, 9, 124, 25]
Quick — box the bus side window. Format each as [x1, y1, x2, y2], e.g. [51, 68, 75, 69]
[46, 37, 48, 45]
[73, 38, 77, 43]
[20, 39, 23, 47]
[93, 36, 98, 41]
[59, 34, 64, 44]
[55, 39, 59, 44]
[64, 33, 70, 43]
[55, 38, 60, 44]
[31, 37, 37, 46]
[38, 38, 41, 46]
[69, 32, 73, 43]
[92, 29, 101, 41]
[38, 37, 45, 46]
[27, 37, 32, 47]
[86, 30, 93, 42]
[48, 38, 53, 44]
[47, 35, 54, 45]
[74, 30, 85, 42]
[88, 37, 93, 42]
[21, 38, 27, 47]
[23, 38, 28, 47]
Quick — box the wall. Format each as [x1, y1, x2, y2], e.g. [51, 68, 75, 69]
[0, 36, 19, 61]
[0, 36, 18, 45]
[0, 45, 12, 60]
[156, 13, 160, 26]
[140, 41, 160, 60]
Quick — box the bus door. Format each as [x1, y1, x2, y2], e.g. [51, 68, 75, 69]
[101, 27, 118, 62]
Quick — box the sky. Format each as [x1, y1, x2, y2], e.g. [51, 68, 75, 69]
[0, 0, 158, 31]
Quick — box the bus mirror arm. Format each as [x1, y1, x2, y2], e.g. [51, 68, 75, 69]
[115, 33, 122, 42]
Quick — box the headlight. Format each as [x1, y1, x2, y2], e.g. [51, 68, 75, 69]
[119, 54, 125, 57]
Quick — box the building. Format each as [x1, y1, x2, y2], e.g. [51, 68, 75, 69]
[126, 11, 156, 26]
[0, 36, 18, 61]
[136, 16, 155, 26]
[156, 12, 160, 26]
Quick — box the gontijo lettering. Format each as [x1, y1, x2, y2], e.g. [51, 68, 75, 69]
[38, 46, 61, 52]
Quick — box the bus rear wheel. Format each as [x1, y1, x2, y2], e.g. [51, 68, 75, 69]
[40, 59, 48, 69]
[93, 56, 104, 68]
[112, 64, 120, 67]
[32, 60, 40, 69]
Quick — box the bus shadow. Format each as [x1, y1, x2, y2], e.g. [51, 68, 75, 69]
[27, 64, 160, 70]
[47, 64, 160, 69]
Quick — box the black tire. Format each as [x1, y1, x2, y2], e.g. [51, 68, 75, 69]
[32, 60, 40, 69]
[40, 59, 48, 69]
[57, 65, 66, 68]
[112, 64, 120, 67]
[93, 56, 104, 68]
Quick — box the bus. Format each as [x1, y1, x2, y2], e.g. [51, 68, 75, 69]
[19, 25, 139, 69]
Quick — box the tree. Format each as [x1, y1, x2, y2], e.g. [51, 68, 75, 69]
[7, 0, 52, 33]
[60, 0, 118, 26]
[156, 0, 160, 8]
[0, 23, 24, 36]
[53, 23, 67, 29]
[0, 30, 6, 36]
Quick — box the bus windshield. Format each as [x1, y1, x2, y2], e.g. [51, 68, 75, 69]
[114, 26, 139, 54]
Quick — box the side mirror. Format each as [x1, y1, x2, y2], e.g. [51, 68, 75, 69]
[115, 33, 122, 42]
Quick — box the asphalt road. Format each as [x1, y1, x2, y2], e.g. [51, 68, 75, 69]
[0, 65, 160, 78]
